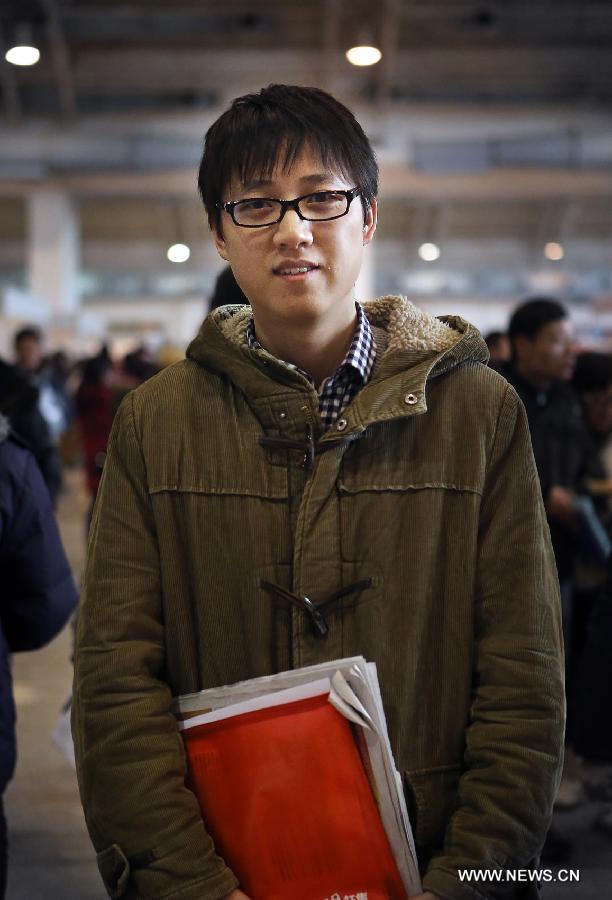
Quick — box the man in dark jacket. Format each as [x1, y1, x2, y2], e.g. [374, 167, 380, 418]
[0, 358, 62, 505]
[494, 298, 601, 586]
[0, 414, 78, 896]
[494, 299, 604, 854]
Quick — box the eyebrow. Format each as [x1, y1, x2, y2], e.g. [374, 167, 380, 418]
[239, 173, 338, 193]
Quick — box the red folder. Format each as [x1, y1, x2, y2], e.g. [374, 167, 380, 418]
[182, 692, 408, 899]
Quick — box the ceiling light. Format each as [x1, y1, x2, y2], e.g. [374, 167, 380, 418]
[167, 243, 190, 263]
[345, 45, 382, 67]
[544, 242, 564, 261]
[418, 242, 441, 262]
[5, 45, 40, 66]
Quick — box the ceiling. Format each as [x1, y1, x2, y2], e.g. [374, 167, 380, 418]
[1, 0, 611, 300]
[2, 1, 612, 118]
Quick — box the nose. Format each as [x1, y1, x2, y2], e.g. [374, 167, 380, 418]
[272, 208, 313, 249]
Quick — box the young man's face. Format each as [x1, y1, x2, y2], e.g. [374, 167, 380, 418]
[212, 144, 377, 330]
[515, 319, 576, 383]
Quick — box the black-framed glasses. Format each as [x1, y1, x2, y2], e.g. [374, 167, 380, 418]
[218, 187, 361, 228]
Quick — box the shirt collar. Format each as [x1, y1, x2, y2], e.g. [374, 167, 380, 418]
[245, 302, 375, 386]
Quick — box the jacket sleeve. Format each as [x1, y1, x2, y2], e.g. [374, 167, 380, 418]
[1, 450, 77, 651]
[71, 392, 239, 900]
[422, 383, 565, 900]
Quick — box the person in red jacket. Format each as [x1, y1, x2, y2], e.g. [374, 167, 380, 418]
[75, 348, 116, 526]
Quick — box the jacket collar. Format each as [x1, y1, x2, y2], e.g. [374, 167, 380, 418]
[186, 296, 489, 433]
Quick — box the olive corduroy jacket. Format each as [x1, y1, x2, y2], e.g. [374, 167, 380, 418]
[73, 296, 565, 900]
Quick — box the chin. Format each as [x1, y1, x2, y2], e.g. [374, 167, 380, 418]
[280, 291, 332, 314]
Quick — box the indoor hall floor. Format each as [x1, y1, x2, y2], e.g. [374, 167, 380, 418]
[4, 467, 612, 898]
[546, 804, 612, 898]
[5, 467, 102, 898]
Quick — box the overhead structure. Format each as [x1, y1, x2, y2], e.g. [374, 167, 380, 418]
[0, 0, 611, 327]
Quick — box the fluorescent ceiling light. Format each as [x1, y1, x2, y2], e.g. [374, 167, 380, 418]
[345, 45, 382, 67]
[544, 242, 564, 261]
[418, 242, 441, 262]
[167, 243, 191, 263]
[5, 45, 40, 66]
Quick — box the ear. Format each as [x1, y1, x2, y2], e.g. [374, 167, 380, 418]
[362, 198, 377, 246]
[211, 225, 229, 262]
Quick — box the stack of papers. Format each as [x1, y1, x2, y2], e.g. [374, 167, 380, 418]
[174, 657, 422, 899]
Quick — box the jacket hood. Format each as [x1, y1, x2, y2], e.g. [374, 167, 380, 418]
[189, 295, 487, 374]
[186, 297, 490, 436]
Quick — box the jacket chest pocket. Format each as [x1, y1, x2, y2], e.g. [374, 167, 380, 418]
[148, 433, 288, 501]
[338, 415, 485, 495]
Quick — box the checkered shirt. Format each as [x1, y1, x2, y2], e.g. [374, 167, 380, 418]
[246, 302, 376, 430]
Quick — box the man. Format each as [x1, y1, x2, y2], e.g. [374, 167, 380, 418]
[572, 351, 612, 460]
[495, 299, 601, 590]
[0, 327, 62, 504]
[494, 299, 603, 838]
[484, 330, 511, 363]
[13, 326, 44, 375]
[73, 85, 564, 900]
[13, 326, 69, 437]
[568, 353, 612, 829]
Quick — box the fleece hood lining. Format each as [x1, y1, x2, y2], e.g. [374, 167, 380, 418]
[212, 295, 463, 357]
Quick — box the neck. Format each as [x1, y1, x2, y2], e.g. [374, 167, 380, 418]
[253, 305, 358, 387]
[515, 358, 551, 391]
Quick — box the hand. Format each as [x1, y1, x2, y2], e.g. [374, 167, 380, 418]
[545, 485, 577, 527]
[220, 891, 251, 900]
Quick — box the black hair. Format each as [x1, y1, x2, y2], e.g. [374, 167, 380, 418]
[81, 347, 112, 387]
[572, 352, 612, 394]
[197, 84, 378, 232]
[508, 297, 567, 346]
[123, 347, 159, 383]
[209, 266, 248, 311]
[484, 331, 507, 349]
[14, 325, 42, 348]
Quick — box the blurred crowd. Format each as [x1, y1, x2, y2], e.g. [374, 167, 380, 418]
[0, 327, 179, 515]
[0, 290, 612, 878]
[0, 326, 181, 890]
[485, 298, 612, 862]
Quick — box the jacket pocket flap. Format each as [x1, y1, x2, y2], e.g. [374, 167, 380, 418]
[96, 844, 130, 899]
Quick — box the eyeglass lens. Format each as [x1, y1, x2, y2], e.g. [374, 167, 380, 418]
[232, 191, 351, 226]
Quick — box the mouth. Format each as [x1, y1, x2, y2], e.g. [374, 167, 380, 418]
[273, 262, 320, 280]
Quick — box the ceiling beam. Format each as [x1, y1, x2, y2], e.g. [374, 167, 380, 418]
[40, 0, 77, 122]
[2, 165, 612, 202]
[62, 46, 612, 97]
[0, 22, 23, 123]
[393, 2, 612, 19]
[376, 0, 400, 107]
[63, 3, 612, 26]
[321, 0, 342, 92]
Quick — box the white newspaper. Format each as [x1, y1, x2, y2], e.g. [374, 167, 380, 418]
[174, 656, 422, 897]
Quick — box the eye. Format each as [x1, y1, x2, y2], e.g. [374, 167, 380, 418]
[309, 191, 340, 204]
[237, 198, 275, 212]
[302, 191, 346, 211]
